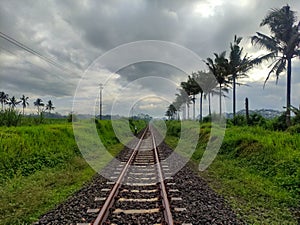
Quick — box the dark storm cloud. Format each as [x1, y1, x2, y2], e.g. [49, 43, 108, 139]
[117, 62, 186, 82]
[0, 0, 300, 115]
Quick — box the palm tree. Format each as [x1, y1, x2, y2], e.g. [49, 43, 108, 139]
[188, 75, 202, 120]
[165, 108, 172, 120]
[200, 71, 218, 117]
[251, 5, 300, 126]
[20, 95, 29, 115]
[34, 98, 44, 115]
[165, 104, 177, 120]
[179, 81, 193, 119]
[180, 81, 191, 119]
[205, 51, 231, 117]
[172, 100, 182, 120]
[229, 35, 253, 118]
[175, 88, 191, 120]
[46, 100, 55, 114]
[7, 96, 21, 109]
[181, 76, 201, 120]
[193, 71, 207, 122]
[0, 91, 9, 110]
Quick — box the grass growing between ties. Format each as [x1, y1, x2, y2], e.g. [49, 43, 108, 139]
[165, 121, 300, 225]
[0, 119, 146, 225]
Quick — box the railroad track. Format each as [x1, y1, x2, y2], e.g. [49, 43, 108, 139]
[76, 126, 187, 225]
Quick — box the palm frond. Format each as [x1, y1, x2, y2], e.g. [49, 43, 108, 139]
[263, 58, 286, 87]
[251, 52, 277, 65]
[251, 32, 279, 52]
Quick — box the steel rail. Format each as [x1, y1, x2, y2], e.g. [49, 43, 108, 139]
[150, 126, 174, 225]
[93, 127, 149, 225]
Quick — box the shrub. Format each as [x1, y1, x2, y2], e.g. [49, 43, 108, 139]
[202, 115, 211, 123]
[248, 113, 266, 126]
[292, 112, 300, 125]
[286, 124, 300, 134]
[272, 113, 288, 131]
[0, 108, 21, 126]
[67, 113, 77, 122]
[229, 115, 247, 126]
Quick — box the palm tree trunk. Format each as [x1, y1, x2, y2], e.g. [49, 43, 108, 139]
[193, 95, 195, 120]
[208, 93, 211, 116]
[187, 103, 190, 120]
[286, 59, 292, 126]
[199, 92, 203, 122]
[23, 106, 24, 115]
[219, 83, 222, 117]
[233, 74, 236, 118]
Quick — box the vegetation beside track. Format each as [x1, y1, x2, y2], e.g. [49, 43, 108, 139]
[0, 119, 146, 225]
[165, 120, 300, 224]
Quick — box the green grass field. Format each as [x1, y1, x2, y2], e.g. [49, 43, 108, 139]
[1, 118, 299, 224]
[0, 119, 145, 225]
[165, 121, 300, 224]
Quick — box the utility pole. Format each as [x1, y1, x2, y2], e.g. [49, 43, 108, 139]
[245, 97, 249, 125]
[99, 83, 104, 120]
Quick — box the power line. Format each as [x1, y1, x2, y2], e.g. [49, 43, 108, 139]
[0, 45, 70, 84]
[0, 31, 76, 74]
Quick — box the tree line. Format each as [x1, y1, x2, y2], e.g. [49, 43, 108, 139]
[166, 5, 300, 127]
[0, 91, 55, 115]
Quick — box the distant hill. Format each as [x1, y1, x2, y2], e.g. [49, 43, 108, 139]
[226, 109, 283, 119]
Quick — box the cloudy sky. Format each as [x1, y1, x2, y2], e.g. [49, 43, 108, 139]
[1, 0, 300, 117]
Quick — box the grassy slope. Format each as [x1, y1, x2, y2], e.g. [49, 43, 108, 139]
[165, 121, 300, 225]
[0, 119, 146, 225]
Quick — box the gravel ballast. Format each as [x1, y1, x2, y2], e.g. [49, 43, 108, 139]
[36, 133, 244, 225]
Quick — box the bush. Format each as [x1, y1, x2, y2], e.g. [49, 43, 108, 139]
[0, 108, 21, 126]
[286, 124, 300, 134]
[228, 115, 247, 126]
[67, 113, 77, 122]
[202, 115, 211, 123]
[292, 112, 300, 125]
[271, 113, 288, 131]
[248, 113, 266, 126]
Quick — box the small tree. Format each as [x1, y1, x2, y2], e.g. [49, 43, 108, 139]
[46, 100, 55, 114]
[0, 92, 9, 111]
[7, 96, 21, 109]
[20, 95, 29, 115]
[34, 98, 44, 115]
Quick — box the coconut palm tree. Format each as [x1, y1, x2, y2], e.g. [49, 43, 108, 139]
[165, 108, 172, 120]
[181, 75, 202, 120]
[251, 5, 300, 126]
[34, 98, 44, 115]
[175, 88, 191, 120]
[229, 35, 254, 118]
[172, 100, 182, 120]
[165, 104, 177, 120]
[205, 51, 231, 117]
[0, 91, 9, 110]
[199, 71, 218, 117]
[20, 95, 29, 115]
[193, 71, 207, 122]
[46, 100, 55, 114]
[189, 75, 203, 120]
[7, 96, 21, 109]
[179, 81, 193, 120]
